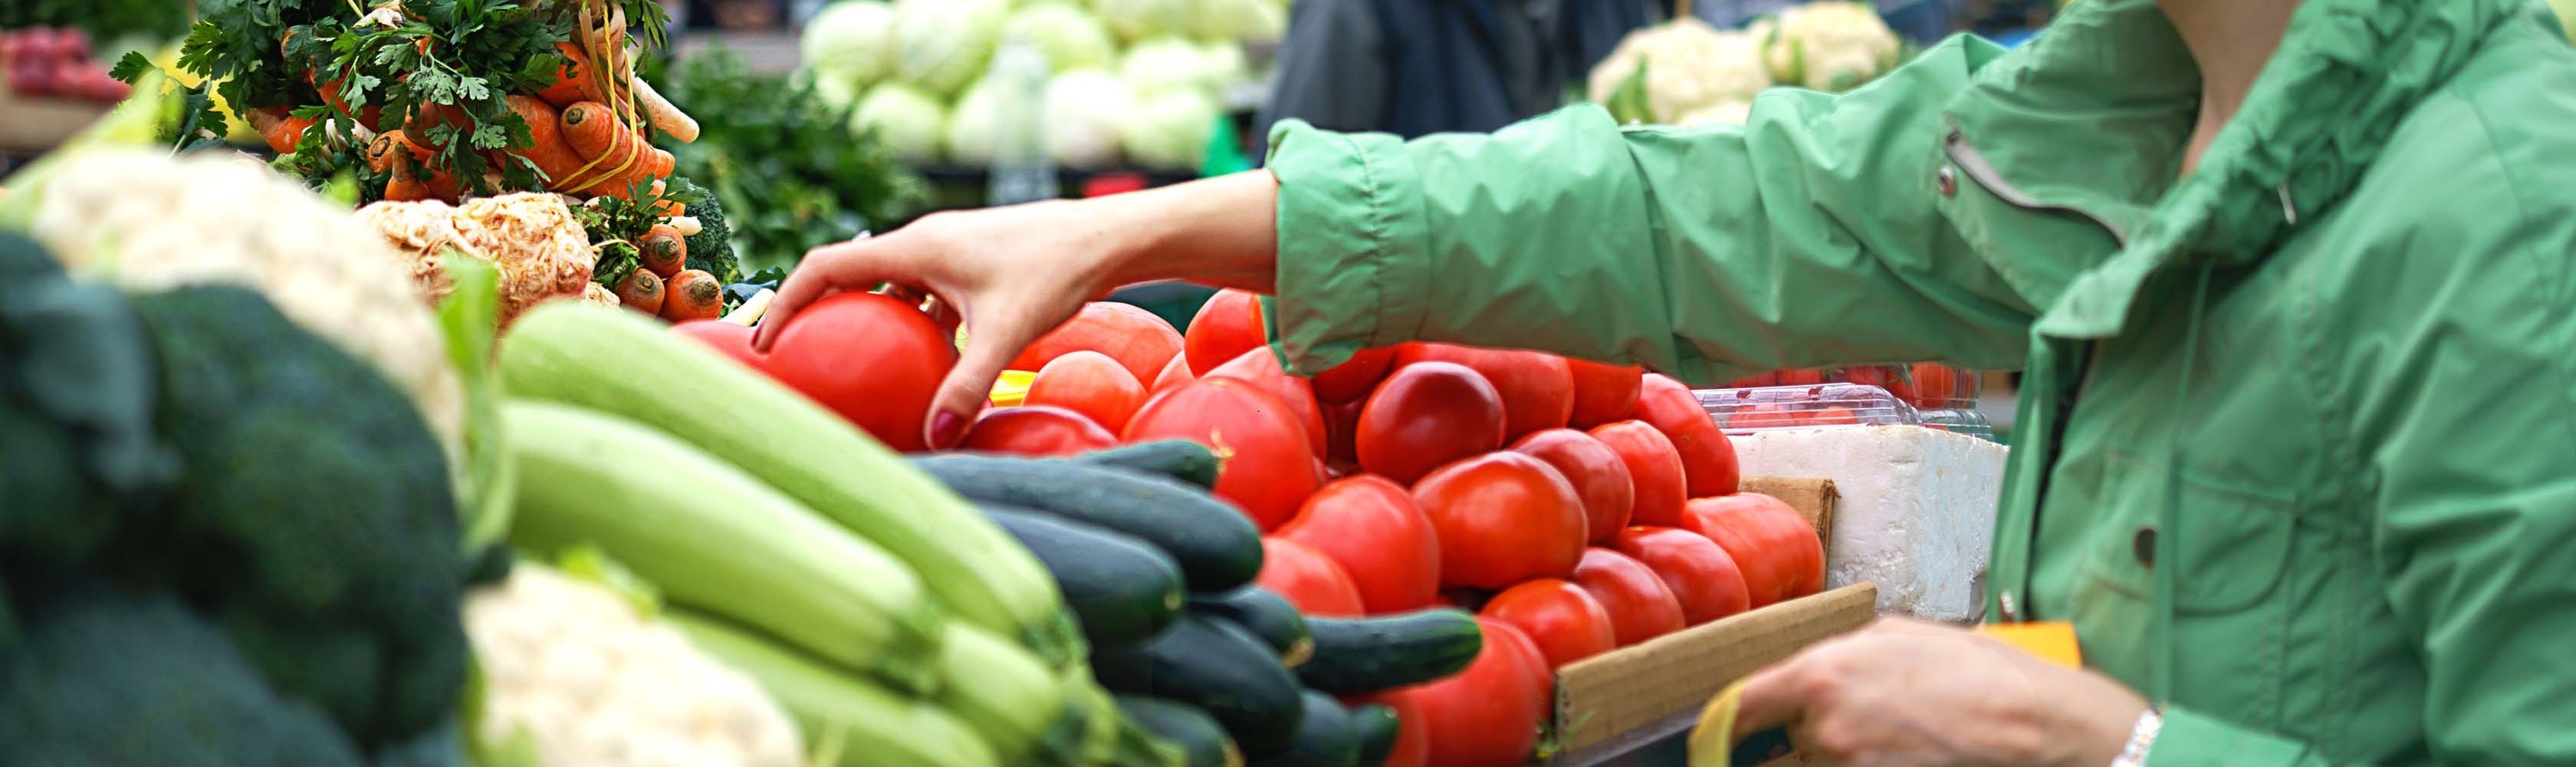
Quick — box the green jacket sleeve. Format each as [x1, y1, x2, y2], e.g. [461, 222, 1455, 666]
[1261, 35, 2039, 384]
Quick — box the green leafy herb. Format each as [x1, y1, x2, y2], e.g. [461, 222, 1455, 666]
[569, 176, 703, 289]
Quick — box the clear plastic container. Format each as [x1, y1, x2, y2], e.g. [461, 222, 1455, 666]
[1696, 384, 1917, 433]
[1825, 364, 1983, 410]
[1917, 407, 1996, 440]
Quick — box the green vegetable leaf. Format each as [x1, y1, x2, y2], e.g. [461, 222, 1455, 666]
[108, 51, 153, 84]
[555, 545, 663, 617]
[1605, 57, 1656, 125]
[436, 254, 514, 558]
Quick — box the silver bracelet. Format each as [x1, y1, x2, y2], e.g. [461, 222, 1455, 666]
[2110, 708, 2164, 767]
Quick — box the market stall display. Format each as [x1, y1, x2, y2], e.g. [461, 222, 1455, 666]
[800, 0, 1284, 172]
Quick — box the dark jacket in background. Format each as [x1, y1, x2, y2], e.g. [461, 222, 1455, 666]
[1257, 0, 1585, 154]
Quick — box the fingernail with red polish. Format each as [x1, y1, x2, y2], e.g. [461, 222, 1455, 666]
[928, 410, 970, 449]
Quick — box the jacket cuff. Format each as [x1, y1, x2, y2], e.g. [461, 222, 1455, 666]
[2142, 706, 2320, 766]
[1262, 119, 1430, 375]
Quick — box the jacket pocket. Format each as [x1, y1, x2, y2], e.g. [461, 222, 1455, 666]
[2085, 463, 2298, 614]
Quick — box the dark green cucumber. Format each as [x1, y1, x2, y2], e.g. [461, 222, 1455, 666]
[981, 504, 1184, 647]
[1250, 690, 1361, 766]
[1189, 587, 1313, 668]
[1116, 696, 1244, 767]
[913, 454, 1263, 591]
[1092, 614, 1305, 755]
[1073, 439, 1221, 489]
[1294, 610, 1484, 696]
[1349, 704, 1399, 766]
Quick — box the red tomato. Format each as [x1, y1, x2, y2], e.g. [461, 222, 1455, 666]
[1255, 537, 1365, 617]
[1123, 378, 1320, 530]
[1837, 365, 1917, 407]
[1312, 346, 1399, 403]
[1635, 374, 1741, 499]
[1357, 362, 1506, 484]
[1276, 476, 1443, 614]
[765, 292, 955, 452]
[1325, 397, 1364, 466]
[1411, 620, 1547, 767]
[1026, 350, 1145, 432]
[1680, 493, 1826, 607]
[1724, 402, 1799, 429]
[1909, 362, 1962, 409]
[1479, 579, 1616, 669]
[1183, 288, 1267, 375]
[1585, 421, 1687, 527]
[1572, 548, 1687, 646]
[1008, 302, 1184, 386]
[1481, 617, 1556, 721]
[1507, 429, 1635, 544]
[1775, 369, 1829, 386]
[1347, 689, 1431, 767]
[670, 320, 764, 371]
[1411, 453, 1587, 589]
[1565, 360, 1642, 427]
[1394, 344, 1574, 439]
[1148, 353, 1194, 395]
[1803, 406, 1860, 426]
[957, 406, 1118, 457]
[1610, 526, 1750, 625]
[1206, 347, 1329, 457]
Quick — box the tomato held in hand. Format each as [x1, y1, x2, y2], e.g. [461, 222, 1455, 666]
[1610, 526, 1750, 625]
[1206, 347, 1330, 457]
[764, 292, 956, 452]
[1347, 689, 1431, 767]
[1395, 344, 1574, 440]
[1183, 288, 1267, 375]
[1357, 362, 1506, 484]
[1680, 493, 1826, 607]
[671, 320, 764, 371]
[1411, 619, 1548, 767]
[1572, 548, 1687, 646]
[1586, 420, 1687, 526]
[1276, 476, 1443, 614]
[1565, 359, 1642, 427]
[958, 405, 1118, 456]
[1311, 346, 1399, 403]
[1507, 429, 1635, 544]
[1124, 378, 1322, 530]
[1008, 301, 1184, 386]
[1636, 374, 1741, 498]
[1027, 350, 1146, 432]
[1480, 578, 1617, 669]
[1255, 537, 1366, 617]
[1412, 453, 1587, 589]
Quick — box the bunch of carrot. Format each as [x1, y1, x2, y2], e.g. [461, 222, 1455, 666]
[613, 222, 721, 322]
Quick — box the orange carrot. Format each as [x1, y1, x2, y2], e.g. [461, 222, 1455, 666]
[638, 224, 687, 278]
[536, 41, 600, 107]
[659, 269, 723, 322]
[646, 179, 685, 218]
[557, 100, 660, 198]
[615, 269, 665, 314]
[403, 103, 470, 153]
[248, 108, 314, 154]
[500, 95, 590, 190]
[366, 132, 434, 173]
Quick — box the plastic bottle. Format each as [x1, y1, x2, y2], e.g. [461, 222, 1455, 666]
[985, 41, 1060, 206]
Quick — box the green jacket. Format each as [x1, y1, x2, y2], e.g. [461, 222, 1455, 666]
[1261, 0, 2576, 762]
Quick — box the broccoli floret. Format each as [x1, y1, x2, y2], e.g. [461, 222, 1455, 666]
[123, 285, 468, 752]
[682, 189, 741, 284]
[0, 233, 174, 565]
[0, 581, 368, 766]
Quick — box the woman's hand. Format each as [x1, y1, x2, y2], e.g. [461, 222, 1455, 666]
[1732, 617, 2149, 767]
[754, 172, 1283, 449]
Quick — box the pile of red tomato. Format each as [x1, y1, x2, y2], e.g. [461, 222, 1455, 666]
[677, 288, 1831, 767]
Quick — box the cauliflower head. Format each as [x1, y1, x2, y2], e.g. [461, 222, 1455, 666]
[1586, 18, 1772, 125]
[466, 565, 803, 767]
[27, 150, 463, 450]
[1762, 2, 1903, 91]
